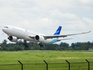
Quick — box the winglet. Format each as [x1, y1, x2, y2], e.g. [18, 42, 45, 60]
[89, 31, 91, 33]
[54, 26, 62, 35]
[82, 31, 91, 34]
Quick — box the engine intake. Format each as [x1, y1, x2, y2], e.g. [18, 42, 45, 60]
[8, 36, 12, 41]
[35, 35, 44, 42]
[35, 35, 39, 40]
[8, 36, 18, 42]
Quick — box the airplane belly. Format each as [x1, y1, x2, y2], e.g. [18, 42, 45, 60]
[24, 36, 35, 41]
[42, 39, 53, 43]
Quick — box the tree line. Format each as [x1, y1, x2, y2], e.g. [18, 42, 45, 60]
[0, 39, 93, 51]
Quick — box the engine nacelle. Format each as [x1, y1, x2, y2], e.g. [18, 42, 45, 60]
[35, 35, 45, 42]
[8, 36, 18, 42]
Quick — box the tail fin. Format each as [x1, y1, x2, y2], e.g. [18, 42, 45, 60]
[54, 26, 62, 35]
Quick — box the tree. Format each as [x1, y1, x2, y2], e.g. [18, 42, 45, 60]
[59, 42, 69, 50]
[71, 43, 75, 50]
[81, 43, 89, 50]
[2, 39, 7, 45]
[45, 44, 56, 50]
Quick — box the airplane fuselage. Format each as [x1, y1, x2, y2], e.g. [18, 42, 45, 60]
[2, 26, 57, 44]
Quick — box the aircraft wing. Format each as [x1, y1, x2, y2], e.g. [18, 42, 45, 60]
[44, 31, 91, 39]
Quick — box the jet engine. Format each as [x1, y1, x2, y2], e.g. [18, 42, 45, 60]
[35, 35, 45, 42]
[8, 36, 18, 42]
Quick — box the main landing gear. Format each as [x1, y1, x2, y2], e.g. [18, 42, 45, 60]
[23, 40, 44, 47]
[23, 40, 28, 47]
[38, 43, 44, 47]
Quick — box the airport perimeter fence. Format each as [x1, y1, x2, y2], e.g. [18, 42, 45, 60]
[0, 59, 93, 70]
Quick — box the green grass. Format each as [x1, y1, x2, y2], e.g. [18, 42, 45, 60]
[0, 50, 93, 70]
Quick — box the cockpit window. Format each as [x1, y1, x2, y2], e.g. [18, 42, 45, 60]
[4, 26, 8, 28]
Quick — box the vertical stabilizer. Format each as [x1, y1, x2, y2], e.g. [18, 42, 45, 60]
[54, 26, 62, 35]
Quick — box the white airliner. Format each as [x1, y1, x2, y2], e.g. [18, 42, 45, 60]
[2, 25, 90, 47]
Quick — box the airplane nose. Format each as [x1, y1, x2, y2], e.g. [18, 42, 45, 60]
[2, 26, 9, 33]
[2, 28, 5, 32]
[2, 28, 4, 31]
[2, 28, 6, 32]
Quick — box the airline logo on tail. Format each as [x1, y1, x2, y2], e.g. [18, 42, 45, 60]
[54, 26, 62, 35]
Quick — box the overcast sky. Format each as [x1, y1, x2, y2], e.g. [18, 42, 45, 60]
[0, 0, 93, 44]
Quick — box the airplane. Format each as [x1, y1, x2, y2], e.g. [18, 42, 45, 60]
[2, 25, 91, 47]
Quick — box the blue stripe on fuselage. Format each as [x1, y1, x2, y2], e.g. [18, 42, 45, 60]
[47, 38, 57, 44]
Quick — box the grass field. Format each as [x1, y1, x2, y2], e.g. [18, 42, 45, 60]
[0, 50, 93, 70]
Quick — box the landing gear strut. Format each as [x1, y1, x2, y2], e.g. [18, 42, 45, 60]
[38, 43, 43, 47]
[23, 40, 28, 47]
